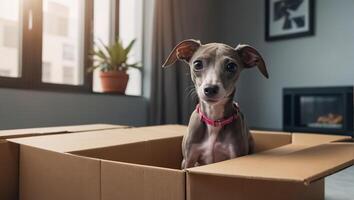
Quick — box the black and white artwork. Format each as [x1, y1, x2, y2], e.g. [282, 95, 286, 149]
[265, 0, 314, 41]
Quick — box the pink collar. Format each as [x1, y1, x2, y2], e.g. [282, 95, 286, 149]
[196, 102, 239, 127]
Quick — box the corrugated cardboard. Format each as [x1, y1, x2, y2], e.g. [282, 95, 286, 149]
[9, 124, 185, 153]
[7, 125, 354, 200]
[0, 124, 127, 200]
[0, 140, 19, 200]
[187, 132, 354, 200]
[186, 173, 324, 200]
[186, 143, 354, 184]
[0, 123, 127, 139]
[19, 145, 100, 200]
[9, 125, 186, 200]
[250, 130, 292, 152]
[101, 154, 185, 200]
[73, 137, 186, 200]
[292, 132, 352, 145]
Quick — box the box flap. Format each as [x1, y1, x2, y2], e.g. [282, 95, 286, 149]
[70, 135, 183, 171]
[187, 143, 354, 185]
[0, 124, 127, 139]
[250, 130, 292, 153]
[19, 145, 100, 200]
[8, 125, 186, 153]
[101, 160, 185, 200]
[0, 141, 19, 200]
[8, 130, 143, 153]
[292, 133, 351, 145]
[120, 124, 186, 140]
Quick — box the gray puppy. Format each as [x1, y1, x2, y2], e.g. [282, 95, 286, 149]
[162, 40, 268, 169]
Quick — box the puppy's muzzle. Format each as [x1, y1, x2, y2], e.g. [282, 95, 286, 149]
[204, 85, 219, 97]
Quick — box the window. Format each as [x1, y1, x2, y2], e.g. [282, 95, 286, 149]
[93, 0, 142, 96]
[42, 61, 52, 82]
[0, 0, 142, 95]
[44, 2, 69, 36]
[42, 0, 85, 86]
[0, 0, 92, 91]
[62, 44, 75, 61]
[0, 69, 11, 77]
[92, 0, 113, 93]
[3, 25, 19, 48]
[119, 0, 143, 96]
[0, 0, 21, 78]
[62, 66, 75, 84]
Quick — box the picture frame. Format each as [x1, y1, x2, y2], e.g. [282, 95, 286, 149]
[265, 0, 315, 41]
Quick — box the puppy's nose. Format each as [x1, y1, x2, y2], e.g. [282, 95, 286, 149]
[204, 85, 219, 97]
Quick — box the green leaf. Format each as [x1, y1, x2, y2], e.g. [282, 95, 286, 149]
[127, 64, 142, 70]
[124, 39, 136, 57]
[88, 37, 140, 73]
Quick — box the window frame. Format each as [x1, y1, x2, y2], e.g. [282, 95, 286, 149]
[0, 0, 94, 93]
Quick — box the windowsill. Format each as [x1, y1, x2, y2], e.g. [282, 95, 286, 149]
[91, 91, 142, 98]
[0, 85, 143, 98]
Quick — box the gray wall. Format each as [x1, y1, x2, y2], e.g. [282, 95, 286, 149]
[0, 88, 147, 130]
[216, 0, 354, 130]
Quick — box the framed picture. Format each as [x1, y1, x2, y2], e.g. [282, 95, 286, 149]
[265, 0, 315, 41]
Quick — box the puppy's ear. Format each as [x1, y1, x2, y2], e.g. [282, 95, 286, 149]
[162, 39, 201, 67]
[235, 44, 269, 78]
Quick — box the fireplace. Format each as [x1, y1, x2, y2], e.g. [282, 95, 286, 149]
[283, 86, 353, 136]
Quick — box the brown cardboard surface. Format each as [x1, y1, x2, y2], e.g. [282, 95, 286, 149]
[11, 125, 186, 200]
[72, 136, 184, 169]
[101, 160, 185, 200]
[19, 145, 100, 200]
[187, 173, 324, 200]
[148, 136, 184, 169]
[63, 134, 183, 200]
[71, 135, 185, 200]
[187, 143, 354, 184]
[292, 132, 352, 145]
[250, 130, 292, 152]
[8, 124, 354, 200]
[72, 141, 152, 166]
[0, 141, 19, 200]
[117, 124, 186, 140]
[9, 130, 145, 153]
[9, 124, 186, 153]
[0, 123, 127, 139]
[0, 124, 127, 200]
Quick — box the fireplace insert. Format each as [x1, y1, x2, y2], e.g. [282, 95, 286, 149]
[283, 86, 353, 136]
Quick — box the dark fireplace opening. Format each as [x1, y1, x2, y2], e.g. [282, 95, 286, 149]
[283, 86, 353, 137]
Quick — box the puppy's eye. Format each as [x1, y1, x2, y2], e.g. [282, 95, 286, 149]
[193, 60, 203, 71]
[226, 62, 237, 73]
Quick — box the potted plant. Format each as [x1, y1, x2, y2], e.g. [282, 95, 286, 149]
[89, 38, 140, 94]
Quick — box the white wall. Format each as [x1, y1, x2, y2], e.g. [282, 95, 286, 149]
[216, 0, 354, 130]
[0, 88, 147, 130]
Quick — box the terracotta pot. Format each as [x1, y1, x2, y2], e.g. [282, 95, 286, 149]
[99, 71, 129, 94]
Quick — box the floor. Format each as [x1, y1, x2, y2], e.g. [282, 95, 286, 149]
[325, 166, 354, 200]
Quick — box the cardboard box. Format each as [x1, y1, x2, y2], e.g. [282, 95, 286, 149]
[0, 124, 128, 200]
[8, 125, 354, 200]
